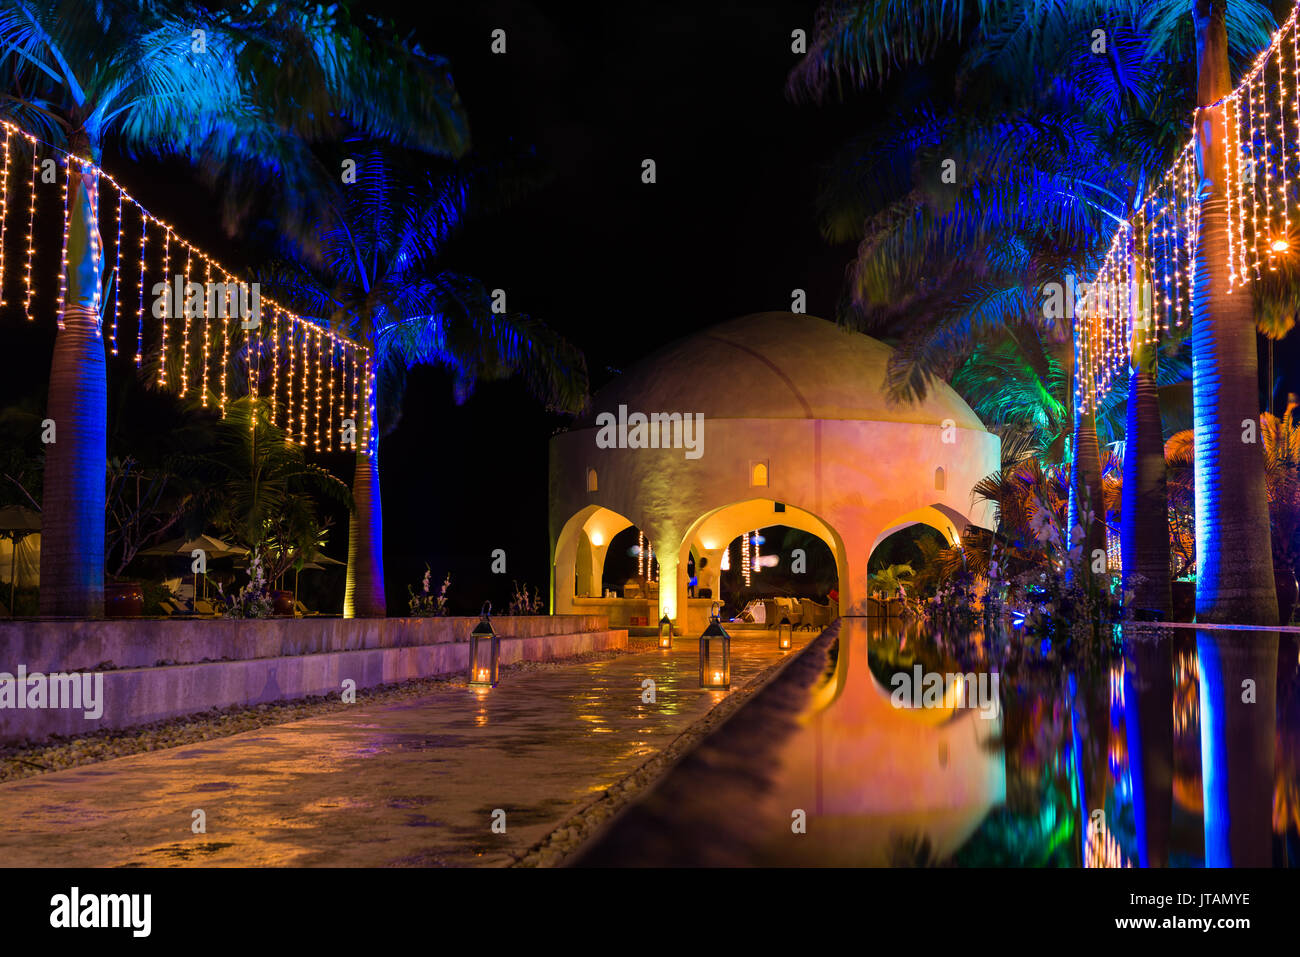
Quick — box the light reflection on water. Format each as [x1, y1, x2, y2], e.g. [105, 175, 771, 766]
[755, 617, 1300, 867]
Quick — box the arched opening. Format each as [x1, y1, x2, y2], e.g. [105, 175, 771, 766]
[751, 461, 769, 487]
[552, 505, 662, 628]
[867, 503, 974, 615]
[678, 498, 848, 634]
[716, 526, 837, 626]
[586, 468, 598, 492]
[601, 525, 659, 601]
[934, 466, 946, 491]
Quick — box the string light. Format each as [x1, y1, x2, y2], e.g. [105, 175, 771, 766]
[56, 157, 68, 328]
[136, 203, 146, 367]
[200, 255, 212, 405]
[111, 187, 122, 354]
[179, 243, 192, 394]
[22, 133, 36, 321]
[270, 304, 279, 428]
[158, 227, 170, 386]
[0, 129, 9, 306]
[0, 118, 368, 450]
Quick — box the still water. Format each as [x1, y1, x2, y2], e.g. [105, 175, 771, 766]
[750, 617, 1300, 867]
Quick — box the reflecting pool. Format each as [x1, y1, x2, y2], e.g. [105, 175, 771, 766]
[747, 618, 1300, 867]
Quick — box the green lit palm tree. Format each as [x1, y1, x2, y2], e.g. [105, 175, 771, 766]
[0, 0, 468, 616]
[261, 147, 588, 617]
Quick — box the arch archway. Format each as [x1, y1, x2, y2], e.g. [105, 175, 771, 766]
[675, 498, 849, 634]
[552, 505, 664, 627]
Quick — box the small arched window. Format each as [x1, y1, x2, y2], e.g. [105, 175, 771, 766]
[587, 468, 598, 492]
[934, 467, 946, 491]
[751, 461, 769, 487]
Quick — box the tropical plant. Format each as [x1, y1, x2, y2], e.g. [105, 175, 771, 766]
[260, 146, 588, 617]
[869, 563, 914, 598]
[197, 398, 351, 591]
[791, 0, 1277, 623]
[0, 0, 469, 616]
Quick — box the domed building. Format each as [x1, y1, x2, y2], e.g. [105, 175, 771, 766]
[549, 313, 999, 632]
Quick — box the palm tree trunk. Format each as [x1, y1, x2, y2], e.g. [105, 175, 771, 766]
[1192, 0, 1277, 624]
[38, 166, 105, 617]
[1069, 407, 1106, 576]
[1122, 219, 1172, 617]
[344, 447, 385, 617]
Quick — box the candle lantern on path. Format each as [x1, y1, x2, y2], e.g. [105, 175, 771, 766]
[468, 601, 500, 688]
[698, 601, 731, 689]
[658, 614, 673, 650]
[777, 615, 793, 651]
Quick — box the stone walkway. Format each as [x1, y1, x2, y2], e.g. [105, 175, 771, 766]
[0, 636, 799, 867]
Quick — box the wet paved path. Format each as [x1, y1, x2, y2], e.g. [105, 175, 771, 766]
[0, 637, 799, 867]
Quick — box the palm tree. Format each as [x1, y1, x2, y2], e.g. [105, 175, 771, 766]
[0, 0, 468, 616]
[1190, 0, 1276, 623]
[792, 0, 1275, 621]
[261, 148, 588, 616]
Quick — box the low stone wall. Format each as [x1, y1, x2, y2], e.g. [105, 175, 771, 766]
[0, 614, 610, 673]
[0, 615, 624, 745]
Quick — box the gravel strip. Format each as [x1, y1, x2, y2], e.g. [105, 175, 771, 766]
[0, 643, 650, 784]
[510, 632, 820, 868]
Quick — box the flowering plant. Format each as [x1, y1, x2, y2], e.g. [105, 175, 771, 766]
[221, 547, 274, 619]
[508, 580, 544, 616]
[408, 566, 450, 616]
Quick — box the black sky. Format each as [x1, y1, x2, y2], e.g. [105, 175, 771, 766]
[372, 0, 872, 612]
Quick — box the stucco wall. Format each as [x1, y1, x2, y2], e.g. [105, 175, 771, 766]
[550, 417, 999, 621]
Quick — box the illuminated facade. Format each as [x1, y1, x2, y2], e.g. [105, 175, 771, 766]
[549, 312, 1000, 632]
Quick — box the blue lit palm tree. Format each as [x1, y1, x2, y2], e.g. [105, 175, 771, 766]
[0, 0, 468, 616]
[792, 0, 1276, 620]
[260, 147, 589, 617]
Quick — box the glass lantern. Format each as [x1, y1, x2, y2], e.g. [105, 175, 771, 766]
[468, 601, 500, 688]
[698, 601, 731, 689]
[777, 615, 793, 651]
[658, 614, 673, 650]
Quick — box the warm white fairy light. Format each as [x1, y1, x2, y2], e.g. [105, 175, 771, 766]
[56, 157, 68, 328]
[248, 280, 258, 432]
[200, 255, 212, 406]
[288, 317, 297, 441]
[111, 187, 122, 354]
[270, 304, 279, 428]
[157, 227, 170, 386]
[22, 133, 37, 321]
[301, 321, 310, 444]
[136, 204, 146, 366]
[0, 118, 367, 446]
[0, 129, 10, 306]
[1276, 50, 1289, 258]
[220, 275, 231, 412]
[179, 243, 192, 394]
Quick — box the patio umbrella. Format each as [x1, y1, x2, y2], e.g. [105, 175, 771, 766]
[0, 506, 40, 616]
[141, 534, 248, 598]
[293, 550, 344, 605]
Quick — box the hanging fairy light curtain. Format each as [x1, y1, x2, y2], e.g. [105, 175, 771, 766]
[0, 118, 373, 456]
[1075, 3, 1300, 415]
[1074, 140, 1200, 416]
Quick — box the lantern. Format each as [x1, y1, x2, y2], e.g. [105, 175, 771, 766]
[658, 614, 673, 649]
[468, 601, 500, 688]
[777, 615, 793, 651]
[698, 601, 731, 689]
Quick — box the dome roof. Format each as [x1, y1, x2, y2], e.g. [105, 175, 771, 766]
[581, 312, 986, 430]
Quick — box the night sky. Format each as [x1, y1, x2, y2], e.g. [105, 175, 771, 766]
[347, 0, 872, 612]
